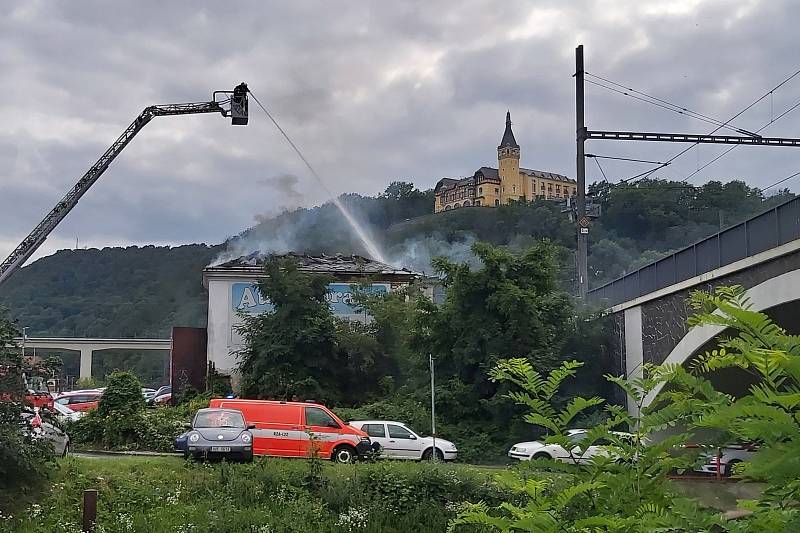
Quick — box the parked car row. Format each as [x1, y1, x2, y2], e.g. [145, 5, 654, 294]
[507, 428, 757, 476]
[174, 399, 459, 464]
[52, 384, 171, 413]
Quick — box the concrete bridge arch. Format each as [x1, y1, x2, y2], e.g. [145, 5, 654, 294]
[640, 268, 800, 406]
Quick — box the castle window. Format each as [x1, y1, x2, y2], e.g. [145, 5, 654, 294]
[512, 185, 516, 193]
[495, 188, 499, 194]
[479, 187, 483, 195]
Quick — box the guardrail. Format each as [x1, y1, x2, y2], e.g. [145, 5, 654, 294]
[589, 196, 800, 307]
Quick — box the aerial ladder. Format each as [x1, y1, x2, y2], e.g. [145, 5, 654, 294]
[0, 83, 249, 287]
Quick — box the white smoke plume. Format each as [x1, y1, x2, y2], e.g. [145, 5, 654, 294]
[387, 233, 480, 274]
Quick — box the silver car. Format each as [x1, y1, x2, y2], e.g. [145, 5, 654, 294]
[21, 409, 70, 457]
[184, 408, 254, 461]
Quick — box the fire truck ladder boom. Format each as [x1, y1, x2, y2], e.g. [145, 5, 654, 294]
[0, 83, 249, 287]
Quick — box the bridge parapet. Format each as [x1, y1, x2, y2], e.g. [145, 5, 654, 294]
[14, 337, 171, 379]
[590, 196, 800, 309]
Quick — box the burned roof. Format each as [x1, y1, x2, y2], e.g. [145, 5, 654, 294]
[204, 252, 420, 278]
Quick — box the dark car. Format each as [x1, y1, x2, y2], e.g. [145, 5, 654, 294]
[181, 408, 254, 461]
[148, 386, 171, 405]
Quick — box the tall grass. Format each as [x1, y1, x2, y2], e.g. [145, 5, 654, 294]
[6, 456, 510, 532]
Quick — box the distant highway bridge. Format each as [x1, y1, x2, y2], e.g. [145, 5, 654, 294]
[590, 195, 800, 409]
[15, 337, 171, 379]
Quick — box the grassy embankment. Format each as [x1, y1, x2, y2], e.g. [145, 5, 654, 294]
[3, 456, 508, 532]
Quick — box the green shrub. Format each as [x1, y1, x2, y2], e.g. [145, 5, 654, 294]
[68, 372, 197, 452]
[0, 403, 54, 493]
[96, 371, 144, 418]
[76, 377, 100, 390]
[8, 457, 504, 532]
[69, 407, 189, 452]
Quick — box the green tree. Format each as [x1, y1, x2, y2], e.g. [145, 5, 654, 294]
[410, 241, 575, 452]
[236, 256, 341, 402]
[0, 308, 53, 489]
[419, 241, 573, 383]
[96, 371, 145, 418]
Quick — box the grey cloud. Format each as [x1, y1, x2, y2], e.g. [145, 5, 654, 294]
[2, 0, 800, 263]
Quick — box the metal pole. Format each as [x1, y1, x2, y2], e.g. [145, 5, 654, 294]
[21, 327, 27, 360]
[576, 44, 589, 299]
[430, 354, 437, 463]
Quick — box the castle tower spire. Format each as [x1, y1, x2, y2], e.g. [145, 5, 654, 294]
[498, 110, 522, 203]
[499, 110, 519, 149]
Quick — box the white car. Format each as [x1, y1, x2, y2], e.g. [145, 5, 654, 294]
[509, 429, 632, 464]
[51, 401, 84, 423]
[348, 420, 458, 461]
[695, 445, 757, 477]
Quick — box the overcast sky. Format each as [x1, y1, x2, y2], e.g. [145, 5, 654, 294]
[2, 0, 799, 263]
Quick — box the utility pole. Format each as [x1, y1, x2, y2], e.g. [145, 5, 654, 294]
[575, 45, 589, 299]
[429, 353, 437, 463]
[21, 327, 28, 362]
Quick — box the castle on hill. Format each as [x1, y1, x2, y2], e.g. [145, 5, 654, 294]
[434, 112, 576, 213]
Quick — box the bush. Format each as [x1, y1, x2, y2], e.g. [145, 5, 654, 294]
[68, 391, 214, 452]
[0, 403, 54, 491]
[334, 397, 430, 434]
[68, 371, 191, 451]
[8, 456, 508, 532]
[76, 377, 100, 390]
[96, 371, 144, 418]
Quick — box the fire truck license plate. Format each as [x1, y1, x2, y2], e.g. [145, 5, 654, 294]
[211, 446, 231, 452]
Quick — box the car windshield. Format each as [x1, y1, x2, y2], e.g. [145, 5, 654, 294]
[568, 431, 587, 444]
[53, 402, 75, 415]
[194, 411, 245, 428]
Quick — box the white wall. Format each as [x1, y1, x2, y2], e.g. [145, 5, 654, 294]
[205, 275, 407, 374]
[207, 278, 237, 373]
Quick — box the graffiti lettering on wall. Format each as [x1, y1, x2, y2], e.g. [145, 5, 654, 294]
[228, 282, 389, 345]
[231, 282, 388, 317]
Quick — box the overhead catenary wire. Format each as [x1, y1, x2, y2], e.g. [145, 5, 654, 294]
[593, 157, 608, 183]
[584, 78, 750, 135]
[586, 72, 759, 137]
[585, 154, 668, 165]
[603, 67, 800, 183]
[679, 97, 800, 182]
[762, 169, 800, 192]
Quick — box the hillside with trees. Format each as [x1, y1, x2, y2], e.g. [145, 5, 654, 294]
[0, 179, 792, 339]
